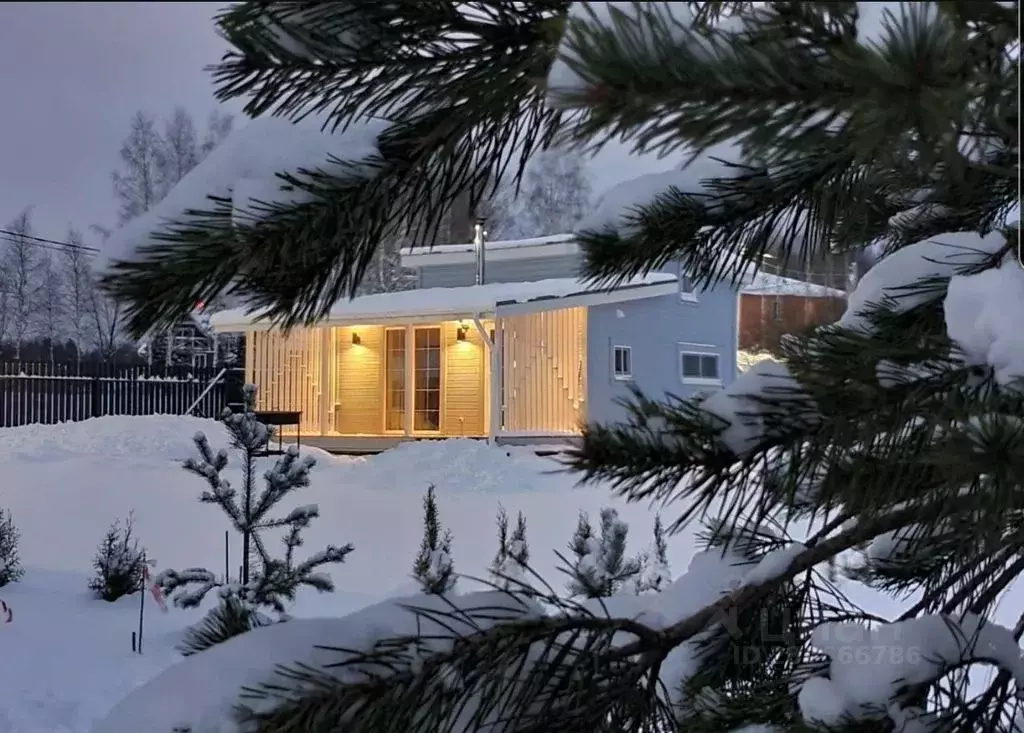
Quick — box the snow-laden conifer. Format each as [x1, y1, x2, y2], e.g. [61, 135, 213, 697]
[88, 511, 146, 602]
[563, 507, 643, 599]
[157, 385, 353, 653]
[412, 484, 455, 595]
[489, 505, 530, 590]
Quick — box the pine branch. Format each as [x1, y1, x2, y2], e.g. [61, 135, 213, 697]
[239, 493, 990, 733]
[101, 0, 571, 334]
[561, 2, 1017, 290]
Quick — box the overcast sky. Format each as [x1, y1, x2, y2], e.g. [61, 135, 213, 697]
[0, 2, 675, 245]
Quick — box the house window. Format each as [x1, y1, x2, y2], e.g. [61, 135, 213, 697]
[771, 299, 783, 322]
[680, 350, 721, 385]
[413, 326, 442, 431]
[384, 328, 406, 431]
[679, 272, 697, 302]
[612, 345, 632, 380]
[194, 353, 207, 368]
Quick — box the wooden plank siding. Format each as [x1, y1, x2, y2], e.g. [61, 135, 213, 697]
[247, 321, 490, 438]
[244, 309, 587, 440]
[332, 325, 384, 435]
[441, 320, 487, 437]
[499, 307, 586, 435]
[246, 328, 323, 435]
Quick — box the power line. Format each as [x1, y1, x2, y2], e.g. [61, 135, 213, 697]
[0, 228, 100, 253]
[0, 236, 89, 257]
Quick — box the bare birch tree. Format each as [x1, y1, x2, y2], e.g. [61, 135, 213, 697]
[200, 109, 234, 157]
[35, 253, 65, 362]
[61, 228, 94, 362]
[0, 248, 10, 348]
[479, 148, 592, 240]
[520, 148, 592, 236]
[156, 107, 200, 199]
[1, 209, 41, 359]
[111, 111, 163, 225]
[88, 224, 122, 360]
[100, 107, 235, 359]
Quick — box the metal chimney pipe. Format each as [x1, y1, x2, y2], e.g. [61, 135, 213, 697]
[474, 217, 487, 285]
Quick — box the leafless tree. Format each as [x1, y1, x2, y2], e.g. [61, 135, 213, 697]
[156, 106, 200, 199]
[478, 191, 518, 241]
[87, 224, 122, 360]
[1, 209, 42, 359]
[104, 107, 236, 360]
[479, 148, 593, 240]
[0, 246, 10, 346]
[200, 109, 234, 157]
[520, 148, 592, 236]
[112, 111, 163, 225]
[35, 253, 65, 361]
[61, 228, 95, 362]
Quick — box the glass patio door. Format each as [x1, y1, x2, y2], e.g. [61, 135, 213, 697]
[384, 328, 406, 431]
[413, 327, 442, 431]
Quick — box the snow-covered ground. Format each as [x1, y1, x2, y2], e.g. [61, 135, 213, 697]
[0, 415, 681, 733]
[1, 414, 1020, 731]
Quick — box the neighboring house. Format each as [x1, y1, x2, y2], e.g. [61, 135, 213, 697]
[739, 273, 847, 355]
[759, 247, 860, 292]
[209, 231, 744, 452]
[140, 306, 241, 370]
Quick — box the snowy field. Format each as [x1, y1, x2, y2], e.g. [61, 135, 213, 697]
[0, 415, 684, 733]
[0, 415, 1019, 731]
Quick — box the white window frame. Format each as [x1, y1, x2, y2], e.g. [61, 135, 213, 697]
[679, 348, 722, 386]
[611, 345, 633, 381]
[679, 272, 698, 303]
[771, 298, 783, 322]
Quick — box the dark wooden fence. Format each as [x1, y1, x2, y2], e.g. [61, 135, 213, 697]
[0, 361, 240, 428]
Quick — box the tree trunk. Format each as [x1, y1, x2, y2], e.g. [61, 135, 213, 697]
[242, 531, 250, 585]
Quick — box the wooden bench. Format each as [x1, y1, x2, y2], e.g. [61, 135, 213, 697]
[254, 410, 302, 455]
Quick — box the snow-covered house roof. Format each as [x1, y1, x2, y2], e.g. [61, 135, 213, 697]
[209, 273, 678, 332]
[400, 233, 578, 267]
[741, 272, 846, 298]
[401, 231, 845, 298]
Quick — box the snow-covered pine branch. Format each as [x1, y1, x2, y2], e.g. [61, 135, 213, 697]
[155, 567, 220, 610]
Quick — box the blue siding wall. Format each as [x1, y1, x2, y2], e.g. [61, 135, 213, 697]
[417, 255, 582, 288]
[585, 275, 739, 427]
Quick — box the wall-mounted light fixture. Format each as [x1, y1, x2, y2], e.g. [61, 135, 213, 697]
[351, 332, 362, 345]
[456, 324, 468, 342]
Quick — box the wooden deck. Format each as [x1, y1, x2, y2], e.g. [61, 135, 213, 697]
[283, 433, 579, 456]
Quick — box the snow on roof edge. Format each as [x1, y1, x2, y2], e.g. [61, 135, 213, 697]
[399, 232, 576, 257]
[399, 234, 846, 298]
[741, 272, 847, 298]
[210, 273, 678, 331]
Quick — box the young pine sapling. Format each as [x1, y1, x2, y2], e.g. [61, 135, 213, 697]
[156, 385, 354, 618]
[0, 508, 22, 587]
[89, 511, 147, 601]
[632, 514, 671, 595]
[412, 484, 455, 595]
[489, 505, 530, 589]
[563, 508, 643, 599]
